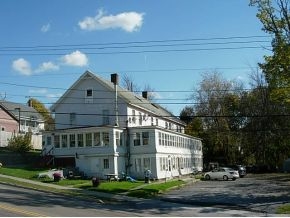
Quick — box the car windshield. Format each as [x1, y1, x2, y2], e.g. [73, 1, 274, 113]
[223, 167, 235, 171]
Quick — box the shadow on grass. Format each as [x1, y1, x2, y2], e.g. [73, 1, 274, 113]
[127, 189, 160, 198]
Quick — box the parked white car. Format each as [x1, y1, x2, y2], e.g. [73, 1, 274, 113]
[204, 167, 239, 181]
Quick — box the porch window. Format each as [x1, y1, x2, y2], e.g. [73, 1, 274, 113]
[158, 132, 161, 145]
[61, 135, 68, 148]
[133, 133, 141, 146]
[93, 132, 101, 146]
[69, 134, 75, 147]
[103, 132, 109, 146]
[85, 133, 92, 147]
[142, 132, 149, 145]
[77, 134, 84, 147]
[54, 135, 60, 148]
[103, 159, 109, 169]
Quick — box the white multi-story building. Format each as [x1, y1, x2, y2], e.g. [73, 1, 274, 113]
[43, 71, 203, 180]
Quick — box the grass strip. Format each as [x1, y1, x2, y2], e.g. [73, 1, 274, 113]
[277, 204, 290, 214]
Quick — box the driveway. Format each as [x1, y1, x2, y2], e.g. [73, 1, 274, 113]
[160, 174, 290, 214]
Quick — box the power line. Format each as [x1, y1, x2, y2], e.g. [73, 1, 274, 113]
[0, 40, 270, 52]
[0, 45, 271, 56]
[1, 35, 271, 49]
[4, 109, 290, 118]
[1, 80, 289, 94]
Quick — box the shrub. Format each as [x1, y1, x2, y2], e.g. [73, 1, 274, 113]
[7, 132, 32, 153]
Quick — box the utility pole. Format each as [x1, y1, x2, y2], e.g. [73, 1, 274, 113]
[15, 107, 21, 133]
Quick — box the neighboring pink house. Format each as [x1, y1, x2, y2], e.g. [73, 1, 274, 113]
[0, 104, 18, 133]
[0, 101, 45, 149]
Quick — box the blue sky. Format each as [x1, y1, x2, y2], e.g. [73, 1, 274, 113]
[0, 0, 271, 115]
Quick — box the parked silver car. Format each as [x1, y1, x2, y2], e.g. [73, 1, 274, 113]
[204, 167, 239, 181]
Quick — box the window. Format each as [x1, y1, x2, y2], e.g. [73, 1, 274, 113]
[103, 159, 109, 169]
[69, 113, 76, 125]
[162, 157, 166, 171]
[142, 132, 149, 145]
[77, 134, 84, 147]
[102, 110, 109, 125]
[134, 133, 141, 146]
[151, 117, 154, 126]
[85, 89, 93, 104]
[61, 135, 68, 148]
[135, 158, 141, 172]
[86, 89, 93, 97]
[46, 136, 52, 146]
[158, 132, 162, 145]
[85, 133, 92, 147]
[132, 110, 136, 124]
[94, 132, 101, 146]
[143, 158, 150, 170]
[139, 112, 142, 125]
[69, 134, 75, 147]
[103, 132, 109, 146]
[54, 135, 60, 148]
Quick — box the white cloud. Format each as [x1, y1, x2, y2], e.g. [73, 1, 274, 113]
[41, 23, 50, 33]
[78, 9, 144, 32]
[29, 88, 48, 94]
[61, 50, 88, 67]
[46, 93, 63, 99]
[35, 61, 59, 73]
[12, 58, 32, 75]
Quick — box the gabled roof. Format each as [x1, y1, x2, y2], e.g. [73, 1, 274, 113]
[51, 70, 185, 125]
[0, 101, 44, 121]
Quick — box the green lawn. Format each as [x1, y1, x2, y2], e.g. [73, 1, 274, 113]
[277, 204, 290, 214]
[0, 166, 49, 179]
[0, 166, 186, 198]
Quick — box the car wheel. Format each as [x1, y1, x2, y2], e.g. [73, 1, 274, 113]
[223, 175, 228, 181]
[205, 174, 210, 180]
[232, 177, 236, 181]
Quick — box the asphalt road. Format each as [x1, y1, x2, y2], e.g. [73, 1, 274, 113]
[160, 173, 290, 215]
[0, 182, 266, 217]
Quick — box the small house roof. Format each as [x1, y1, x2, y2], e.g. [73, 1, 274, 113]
[0, 101, 44, 121]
